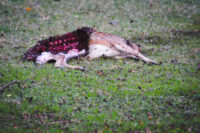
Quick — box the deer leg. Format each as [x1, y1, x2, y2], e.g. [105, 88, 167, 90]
[54, 50, 85, 70]
[62, 62, 85, 70]
[114, 54, 139, 59]
[36, 52, 54, 64]
[134, 52, 157, 65]
[113, 44, 157, 64]
[54, 54, 65, 67]
[53, 54, 84, 70]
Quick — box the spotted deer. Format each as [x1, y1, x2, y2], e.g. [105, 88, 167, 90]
[23, 27, 157, 70]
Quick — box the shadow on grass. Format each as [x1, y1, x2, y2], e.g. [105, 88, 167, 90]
[131, 28, 200, 46]
[175, 0, 200, 4]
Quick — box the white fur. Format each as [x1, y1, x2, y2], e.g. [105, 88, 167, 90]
[113, 44, 127, 52]
[87, 44, 120, 59]
[36, 52, 54, 64]
[36, 49, 86, 64]
[60, 49, 86, 60]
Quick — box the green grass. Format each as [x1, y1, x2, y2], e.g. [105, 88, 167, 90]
[0, 0, 200, 132]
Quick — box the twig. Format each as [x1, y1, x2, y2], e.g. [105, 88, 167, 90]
[48, 120, 68, 125]
[0, 80, 21, 91]
[48, 119, 80, 125]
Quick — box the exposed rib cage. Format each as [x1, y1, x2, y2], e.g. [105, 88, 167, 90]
[23, 27, 94, 61]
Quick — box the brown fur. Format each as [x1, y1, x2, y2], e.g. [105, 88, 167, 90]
[25, 27, 157, 70]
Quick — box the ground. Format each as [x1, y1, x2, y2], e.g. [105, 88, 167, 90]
[0, 0, 200, 132]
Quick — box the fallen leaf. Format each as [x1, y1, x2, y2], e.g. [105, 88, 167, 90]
[129, 69, 137, 73]
[148, 116, 152, 120]
[96, 70, 106, 76]
[26, 7, 31, 11]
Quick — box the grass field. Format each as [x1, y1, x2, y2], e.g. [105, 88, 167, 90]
[0, 0, 200, 132]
